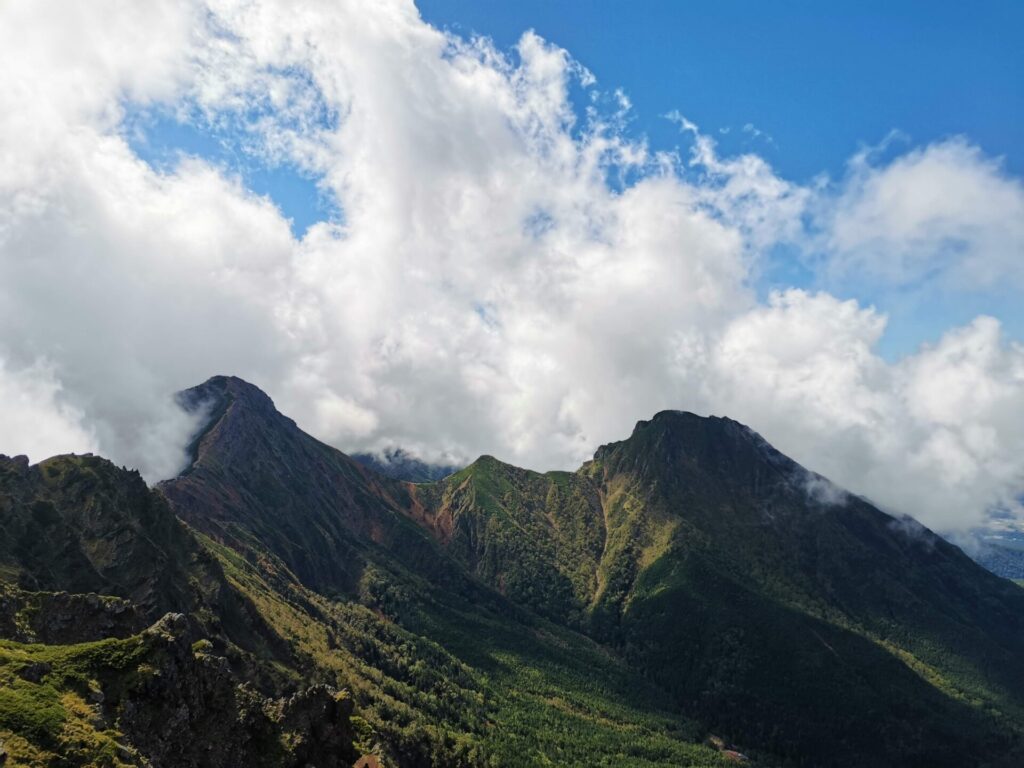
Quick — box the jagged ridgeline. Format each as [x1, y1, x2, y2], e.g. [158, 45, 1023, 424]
[1, 375, 1023, 767]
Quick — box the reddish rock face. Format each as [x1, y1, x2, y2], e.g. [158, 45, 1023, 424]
[163, 376, 423, 594]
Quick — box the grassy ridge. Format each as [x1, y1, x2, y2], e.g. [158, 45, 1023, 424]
[0, 635, 149, 766]
[415, 412, 1024, 766]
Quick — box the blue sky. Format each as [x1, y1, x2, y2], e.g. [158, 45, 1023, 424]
[420, 0, 1023, 180]
[126, 111, 339, 238]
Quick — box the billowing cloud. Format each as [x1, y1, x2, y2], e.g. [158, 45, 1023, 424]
[823, 138, 1024, 289]
[700, 292, 1024, 531]
[0, 0, 1022, 534]
[0, 360, 96, 463]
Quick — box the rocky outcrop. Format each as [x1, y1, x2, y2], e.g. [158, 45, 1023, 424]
[0, 584, 144, 643]
[108, 613, 359, 768]
[277, 685, 358, 767]
[0, 451, 290, 666]
[113, 613, 277, 767]
[0, 452, 204, 616]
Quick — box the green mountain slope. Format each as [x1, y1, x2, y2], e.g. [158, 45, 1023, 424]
[3, 376, 1023, 767]
[156, 376, 730, 767]
[0, 378, 730, 766]
[413, 411, 1024, 766]
[0, 451, 359, 767]
[0, 451, 282, 656]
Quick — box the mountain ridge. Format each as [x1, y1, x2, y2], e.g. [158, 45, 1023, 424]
[170, 377, 1024, 765]
[2, 375, 1023, 766]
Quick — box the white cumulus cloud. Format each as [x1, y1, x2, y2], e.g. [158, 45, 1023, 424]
[0, 360, 96, 462]
[0, 0, 1022, 535]
[823, 138, 1024, 289]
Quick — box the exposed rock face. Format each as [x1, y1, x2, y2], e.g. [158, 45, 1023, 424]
[162, 375, 480, 600]
[116, 613, 269, 767]
[0, 612, 360, 768]
[277, 685, 358, 767]
[0, 584, 144, 643]
[113, 613, 357, 768]
[164, 376, 404, 593]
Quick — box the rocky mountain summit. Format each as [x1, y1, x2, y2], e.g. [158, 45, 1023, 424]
[2, 376, 1023, 767]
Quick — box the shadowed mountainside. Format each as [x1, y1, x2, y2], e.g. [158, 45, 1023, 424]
[2, 375, 1024, 767]
[0, 450, 358, 767]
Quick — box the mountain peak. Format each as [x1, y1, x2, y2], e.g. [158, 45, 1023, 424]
[177, 375, 276, 415]
[595, 408, 784, 471]
[174, 375, 293, 471]
[640, 409, 746, 436]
